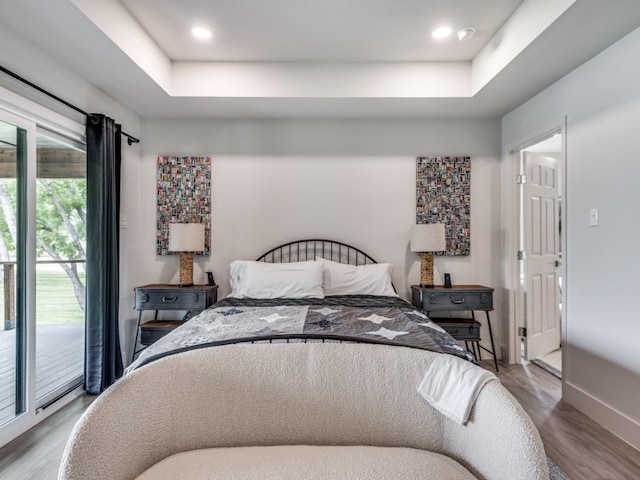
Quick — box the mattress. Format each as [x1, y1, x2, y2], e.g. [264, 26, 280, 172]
[127, 295, 474, 372]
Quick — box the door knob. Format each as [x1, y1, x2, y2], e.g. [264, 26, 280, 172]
[555, 260, 562, 267]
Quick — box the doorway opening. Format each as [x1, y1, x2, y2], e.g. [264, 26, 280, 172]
[513, 130, 564, 378]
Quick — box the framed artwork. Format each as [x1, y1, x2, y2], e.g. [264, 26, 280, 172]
[156, 156, 211, 256]
[416, 156, 470, 256]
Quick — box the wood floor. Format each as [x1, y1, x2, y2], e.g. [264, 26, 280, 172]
[0, 395, 94, 480]
[481, 360, 640, 480]
[0, 324, 84, 426]
[1, 361, 639, 480]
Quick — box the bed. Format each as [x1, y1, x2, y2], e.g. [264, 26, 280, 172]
[59, 239, 549, 480]
[127, 239, 473, 373]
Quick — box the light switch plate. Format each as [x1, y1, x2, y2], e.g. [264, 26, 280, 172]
[589, 208, 599, 227]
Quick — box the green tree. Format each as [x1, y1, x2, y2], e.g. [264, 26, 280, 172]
[0, 178, 86, 311]
[0, 179, 15, 259]
[36, 179, 86, 310]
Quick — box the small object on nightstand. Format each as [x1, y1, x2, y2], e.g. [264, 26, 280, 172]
[444, 273, 452, 288]
[206, 271, 216, 286]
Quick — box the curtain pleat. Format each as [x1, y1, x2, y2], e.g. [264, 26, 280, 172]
[85, 114, 123, 394]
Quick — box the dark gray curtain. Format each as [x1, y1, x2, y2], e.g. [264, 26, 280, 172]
[85, 114, 123, 394]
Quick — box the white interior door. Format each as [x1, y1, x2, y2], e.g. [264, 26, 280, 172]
[522, 152, 561, 360]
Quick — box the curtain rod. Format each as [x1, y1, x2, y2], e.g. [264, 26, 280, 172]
[0, 64, 140, 146]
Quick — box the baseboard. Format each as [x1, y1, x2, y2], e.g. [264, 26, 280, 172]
[564, 381, 640, 451]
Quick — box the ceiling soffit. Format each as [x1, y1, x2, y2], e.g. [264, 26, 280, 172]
[2, 1, 639, 118]
[71, 0, 574, 100]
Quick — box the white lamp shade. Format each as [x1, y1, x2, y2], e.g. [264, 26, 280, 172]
[168, 223, 206, 252]
[410, 224, 446, 252]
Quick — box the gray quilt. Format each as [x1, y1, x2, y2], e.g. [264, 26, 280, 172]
[127, 295, 474, 372]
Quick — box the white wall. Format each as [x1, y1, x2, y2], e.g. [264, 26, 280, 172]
[139, 118, 503, 355]
[502, 27, 640, 449]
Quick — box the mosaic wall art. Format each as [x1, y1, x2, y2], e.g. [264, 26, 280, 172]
[156, 156, 211, 256]
[416, 156, 470, 256]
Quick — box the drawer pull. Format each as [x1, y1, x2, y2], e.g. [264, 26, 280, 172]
[480, 294, 488, 303]
[141, 294, 149, 303]
[450, 296, 465, 304]
[162, 296, 178, 303]
[192, 293, 199, 303]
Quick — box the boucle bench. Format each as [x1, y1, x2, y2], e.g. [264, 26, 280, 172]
[59, 343, 548, 480]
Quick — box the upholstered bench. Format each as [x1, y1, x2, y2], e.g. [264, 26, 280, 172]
[59, 343, 548, 480]
[137, 446, 477, 480]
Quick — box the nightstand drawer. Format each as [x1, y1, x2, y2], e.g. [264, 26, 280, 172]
[135, 287, 212, 310]
[140, 320, 182, 346]
[434, 319, 481, 340]
[413, 288, 493, 311]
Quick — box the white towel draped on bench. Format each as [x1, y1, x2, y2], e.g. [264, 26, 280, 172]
[418, 355, 498, 424]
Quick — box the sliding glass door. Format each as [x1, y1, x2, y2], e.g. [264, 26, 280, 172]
[35, 130, 85, 407]
[0, 117, 29, 427]
[0, 109, 85, 435]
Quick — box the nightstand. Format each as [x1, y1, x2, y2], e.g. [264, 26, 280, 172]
[411, 285, 498, 371]
[132, 284, 218, 360]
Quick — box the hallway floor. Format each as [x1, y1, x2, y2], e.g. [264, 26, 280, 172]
[534, 347, 562, 378]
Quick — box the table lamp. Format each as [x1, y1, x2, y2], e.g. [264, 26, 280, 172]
[168, 223, 205, 287]
[410, 224, 446, 288]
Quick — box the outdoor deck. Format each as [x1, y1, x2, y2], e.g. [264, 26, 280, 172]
[0, 324, 83, 427]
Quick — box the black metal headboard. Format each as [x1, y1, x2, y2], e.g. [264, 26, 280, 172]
[256, 239, 379, 265]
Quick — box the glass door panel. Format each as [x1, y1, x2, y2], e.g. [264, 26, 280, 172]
[0, 119, 26, 427]
[35, 130, 85, 405]
[0, 106, 85, 444]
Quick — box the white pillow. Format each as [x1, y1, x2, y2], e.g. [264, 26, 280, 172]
[229, 260, 324, 299]
[316, 257, 397, 296]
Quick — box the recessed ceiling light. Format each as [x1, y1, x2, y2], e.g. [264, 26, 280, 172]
[191, 27, 212, 40]
[432, 26, 452, 40]
[457, 27, 476, 41]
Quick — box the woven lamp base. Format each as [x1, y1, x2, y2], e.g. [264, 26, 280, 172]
[419, 252, 435, 288]
[178, 252, 194, 287]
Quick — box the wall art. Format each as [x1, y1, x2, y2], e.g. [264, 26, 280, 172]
[156, 156, 211, 256]
[416, 156, 470, 256]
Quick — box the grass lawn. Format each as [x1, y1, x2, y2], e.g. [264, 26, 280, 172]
[1, 265, 85, 325]
[36, 268, 85, 324]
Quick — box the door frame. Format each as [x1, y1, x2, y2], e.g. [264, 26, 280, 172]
[502, 118, 567, 372]
[0, 87, 86, 448]
[0, 108, 37, 440]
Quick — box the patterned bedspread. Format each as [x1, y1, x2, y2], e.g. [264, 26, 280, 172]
[127, 295, 474, 372]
